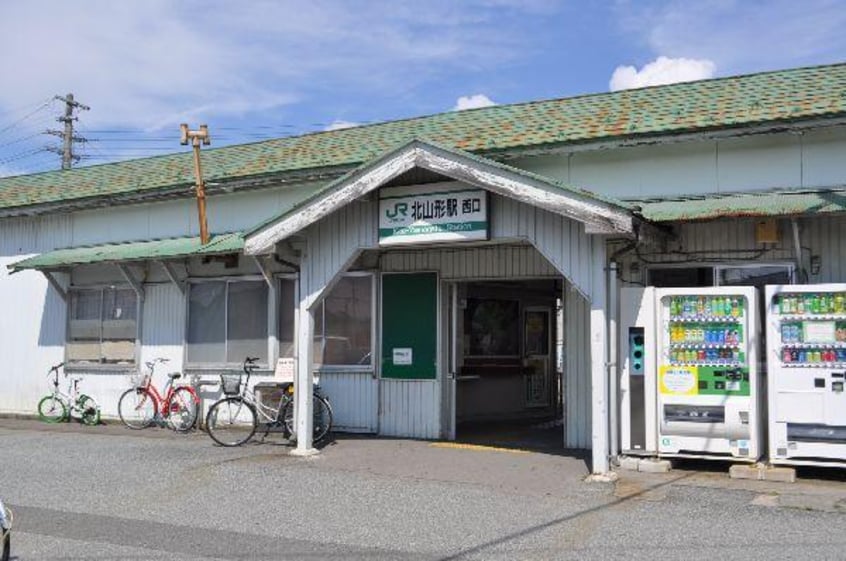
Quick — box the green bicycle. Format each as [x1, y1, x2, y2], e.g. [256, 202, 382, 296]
[37, 362, 101, 425]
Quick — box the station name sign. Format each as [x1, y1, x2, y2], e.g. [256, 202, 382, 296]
[378, 183, 489, 246]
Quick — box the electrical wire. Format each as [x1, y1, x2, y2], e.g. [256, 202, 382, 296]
[0, 98, 55, 137]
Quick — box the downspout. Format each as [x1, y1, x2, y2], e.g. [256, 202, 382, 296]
[607, 261, 619, 462]
[791, 218, 804, 283]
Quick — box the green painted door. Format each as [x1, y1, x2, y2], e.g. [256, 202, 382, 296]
[381, 272, 438, 379]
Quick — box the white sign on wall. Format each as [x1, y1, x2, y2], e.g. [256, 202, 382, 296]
[379, 183, 489, 246]
[393, 348, 413, 365]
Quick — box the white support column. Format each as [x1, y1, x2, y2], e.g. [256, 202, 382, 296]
[590, 237, 610, 476]
[291, 249, 317, 456]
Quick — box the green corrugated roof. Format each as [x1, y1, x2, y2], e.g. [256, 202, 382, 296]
[7, 232, 243, 272]
[2, 62, 846, 212]
[635, 189, 846, 222]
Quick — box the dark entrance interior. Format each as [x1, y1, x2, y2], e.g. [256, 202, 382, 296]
[453, 279, 564, 451]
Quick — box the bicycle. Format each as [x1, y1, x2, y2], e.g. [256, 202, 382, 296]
[117, 358, 199, 432]
[37, 362, 101, 425]
[0, 497, 10, 561]
[205, 357, 333, 447]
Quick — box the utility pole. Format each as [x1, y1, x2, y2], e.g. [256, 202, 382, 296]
[46, 93, 90, 170]
[180, 123, 211, 244]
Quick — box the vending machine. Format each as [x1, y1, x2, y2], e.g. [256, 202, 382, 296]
[656, 287, 761, 461]
[620, 286, 762, 461]
[765, 284, 846, 467]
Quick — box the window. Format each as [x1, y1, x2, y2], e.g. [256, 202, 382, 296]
[187, 280, 268, 365]
[717, 265, 792, 286]
[648, 267, 714, 287]
[314, 275, 373, 366]
[67, 287, 137, 364]
[278, 278, 296, 359]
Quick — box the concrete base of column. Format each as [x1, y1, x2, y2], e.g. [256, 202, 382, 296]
[290, 447, 320, 457]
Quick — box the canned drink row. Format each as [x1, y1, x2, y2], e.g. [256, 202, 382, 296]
[781, 348, 846, 363]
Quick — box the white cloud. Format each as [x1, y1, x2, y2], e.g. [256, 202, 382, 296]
[324, 120, 360, 131]
[453, 94, 497, 111]
[613, 1, 846, 74]
[0, 1, 531, 131]
[609, 56, 716, 91]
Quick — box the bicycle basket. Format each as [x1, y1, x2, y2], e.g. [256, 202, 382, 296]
[129, 373, 150, 388]
[220, 374, 242, 396]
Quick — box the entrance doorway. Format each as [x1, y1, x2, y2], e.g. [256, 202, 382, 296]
[446, 279, 564, 451]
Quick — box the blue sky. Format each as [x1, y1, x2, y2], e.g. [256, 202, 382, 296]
[2, 0, 846, 177]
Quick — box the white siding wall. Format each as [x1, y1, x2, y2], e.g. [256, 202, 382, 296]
[140, 283, 186, 375]
[380, 244, 559, 279]
[0, 216, 71, 414]
[301, 200, 378, 303]
[803, 215, 846, 284]
[318, 371, 378, 432]
[514, 127, 846, 199]
[378, 379, 440, 439]
[298, 201, 380, 435]
[491, 195, 595, 299]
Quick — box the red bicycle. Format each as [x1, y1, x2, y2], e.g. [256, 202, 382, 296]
[117, 358, 199, 432]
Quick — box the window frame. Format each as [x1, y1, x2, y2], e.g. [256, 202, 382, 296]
[275, 273, 298, 363]
[312, 272, 376, 372]
[645, 262, 795, 288]
[184, 275, 272, 370]
[65, 283, 139, 369]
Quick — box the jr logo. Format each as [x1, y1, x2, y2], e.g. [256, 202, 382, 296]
[385, 202, 408, 222]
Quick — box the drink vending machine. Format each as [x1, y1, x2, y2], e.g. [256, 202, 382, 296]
[765, 284, 846, 467]
[620, 286, 762, 461]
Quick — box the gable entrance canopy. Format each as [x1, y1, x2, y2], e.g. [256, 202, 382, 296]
[244, 139, 658, 301]
[242, 139, 659, 473]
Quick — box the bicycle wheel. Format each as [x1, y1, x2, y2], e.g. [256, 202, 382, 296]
[206, 397, 256, 446]
[313, 395, 333, 443]
[118, 388, 157, 429]
[165, 387, 199, 432]
[281, 393, 333, 443]
[37, 395, 67, 423]
[77, 395, 101, 426]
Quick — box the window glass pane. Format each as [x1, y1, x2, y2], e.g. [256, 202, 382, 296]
[648, 267, 714, 287]
[102, 288, 137, 363]
[102, 288, 137, 340]
[71, 290, 101, 321]
[227, 281, 268, 363]
[104, 288, 137, 320]
[278, 278, 296, 359]
[320, 276, 372, 366]
[718, 266, 791, 286]
[68, 290, 102, 362]
[187, 282, 226, 363]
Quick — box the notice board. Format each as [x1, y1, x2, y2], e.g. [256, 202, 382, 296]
[381, 272, 437, 379]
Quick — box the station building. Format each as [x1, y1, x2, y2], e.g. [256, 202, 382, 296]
[3, 63, 846, 474]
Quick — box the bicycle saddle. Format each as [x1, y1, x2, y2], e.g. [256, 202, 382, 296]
[167, 372, 182, 380]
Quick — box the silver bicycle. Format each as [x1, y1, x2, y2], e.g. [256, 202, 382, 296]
[205, 357, 332, 447]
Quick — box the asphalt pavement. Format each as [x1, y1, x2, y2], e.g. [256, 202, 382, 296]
[0, 418, 845, 560]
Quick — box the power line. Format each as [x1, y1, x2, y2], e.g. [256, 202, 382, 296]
[0, 99, 55, 138]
